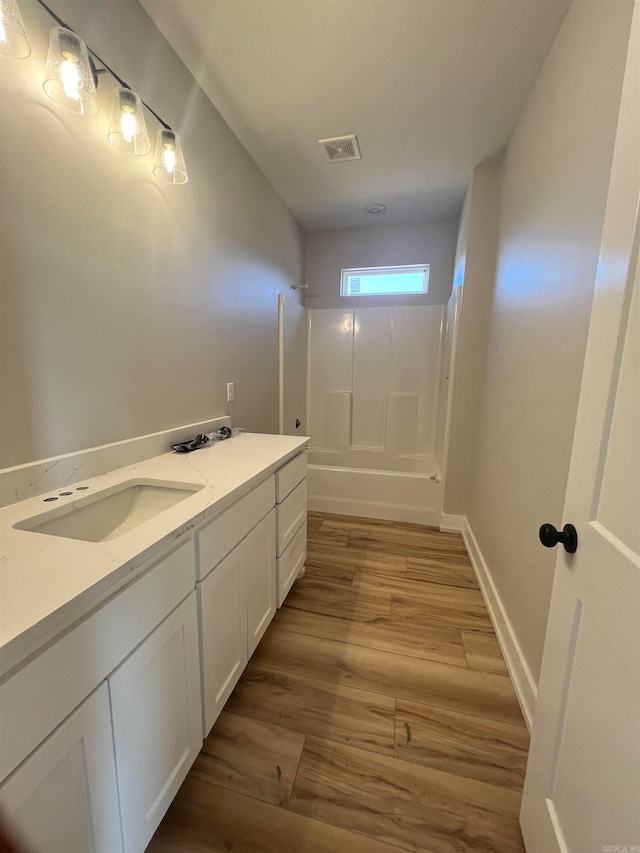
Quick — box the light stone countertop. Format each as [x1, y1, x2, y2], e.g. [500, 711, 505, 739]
[0, 432, 308, 676]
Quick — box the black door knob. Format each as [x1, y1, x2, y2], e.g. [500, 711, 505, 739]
[539, 523, 578, 554]
[295, 419, 301, 429]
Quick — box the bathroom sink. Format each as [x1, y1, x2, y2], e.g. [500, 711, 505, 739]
[14, 479, 204, 543]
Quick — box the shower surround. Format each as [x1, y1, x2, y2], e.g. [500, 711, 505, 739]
[306, 305, 446, 524]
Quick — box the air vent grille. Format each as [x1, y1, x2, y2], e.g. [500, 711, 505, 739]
[319, 134, 361, 162]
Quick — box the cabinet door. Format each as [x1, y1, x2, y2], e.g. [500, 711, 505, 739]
[0, 683, 121, 853]
[244, 509, 277, 656]
[199, 544, 248, 736]
[109, 593, 202, 853]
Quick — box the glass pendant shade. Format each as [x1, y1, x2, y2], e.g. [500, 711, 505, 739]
[153, 129, 188, 184]
[0, 0, 31, 59]
[43, 27, 98, 115]
[107, 88, 150, 155]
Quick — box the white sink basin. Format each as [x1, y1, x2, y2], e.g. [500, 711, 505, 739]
[14, 479, 204, 543]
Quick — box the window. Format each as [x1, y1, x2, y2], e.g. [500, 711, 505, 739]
[340, 264, 429, 297]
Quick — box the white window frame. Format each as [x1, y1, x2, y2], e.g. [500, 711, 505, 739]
[339, 264, 430, 297]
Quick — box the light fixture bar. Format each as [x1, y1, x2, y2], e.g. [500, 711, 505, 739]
[34, 0, 172, 131]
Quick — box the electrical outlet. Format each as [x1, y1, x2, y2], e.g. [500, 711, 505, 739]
[226, 382, 235, 402]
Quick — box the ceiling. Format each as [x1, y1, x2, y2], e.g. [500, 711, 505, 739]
[140, 0, 570, 232]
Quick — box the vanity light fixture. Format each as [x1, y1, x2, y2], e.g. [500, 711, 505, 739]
[107, 87, 150, 155]
[1, 0, 189, 183]
[43, 26, 98, 114]
[153, 129, 188, 184]
[0, 0, 31, 59]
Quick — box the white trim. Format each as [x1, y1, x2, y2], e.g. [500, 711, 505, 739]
[310, 463, 436, 480]
[462, 517, 537, 732]
[305, 311, 312, 444]
[437, 285, 463, 517]
[278, 293, 284, 434]
[439, 513, 464, 532]
[307, 495, 440, 527]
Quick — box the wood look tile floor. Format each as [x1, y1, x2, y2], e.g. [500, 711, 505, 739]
[149, 512, 529, 853]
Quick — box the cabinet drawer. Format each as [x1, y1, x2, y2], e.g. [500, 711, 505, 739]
[0, 538, 195, 782]
[277, 521, 306, 607]
[197, 477, 274, 580]
[275, 451, 307, 503]
[276, 478, 307, 556]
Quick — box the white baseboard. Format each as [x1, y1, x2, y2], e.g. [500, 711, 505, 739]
[462, 518, 537, 732]
[439, 513, 465, 532]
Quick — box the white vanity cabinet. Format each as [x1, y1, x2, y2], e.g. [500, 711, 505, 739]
[0, 440, 308, 852]
[275, 451, 308, 606]
[198, 542, 247, 734]
[277, 519, 307, 606]
[0, 683, 122, 853]
[245, 509, 277, 656]
[277, 478, 307, 554]
[197, 490, 276, 734]
[109, 593, 202, 853]
[0, 537, 198, 853]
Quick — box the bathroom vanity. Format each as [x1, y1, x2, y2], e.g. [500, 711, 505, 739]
[0, 433, 308, 852]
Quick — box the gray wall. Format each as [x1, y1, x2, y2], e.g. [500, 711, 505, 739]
[304, 220, 457, 309]
[0, 0, 304, 468]
[453, 0, 633, 685]
[444, 158, 502, 515]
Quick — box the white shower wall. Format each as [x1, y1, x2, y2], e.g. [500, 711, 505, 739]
[307, 305, 445, 522]
[307, 305, 444, 465]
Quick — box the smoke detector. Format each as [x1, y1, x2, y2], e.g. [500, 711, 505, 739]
[365, 203, 386, 215]
[319, 134, 361, 162]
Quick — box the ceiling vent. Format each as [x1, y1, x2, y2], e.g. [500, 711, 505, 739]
[319, 134, 361, 162]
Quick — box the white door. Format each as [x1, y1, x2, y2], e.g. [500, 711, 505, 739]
[109, 593, 202, 853]
[199, 543, 248, 736]
[0, 684, 122, 853]
[520, 7, 640, 851]
[245, 509, 277, 656]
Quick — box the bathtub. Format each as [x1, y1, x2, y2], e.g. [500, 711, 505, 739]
[307, 450, 441, 526]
